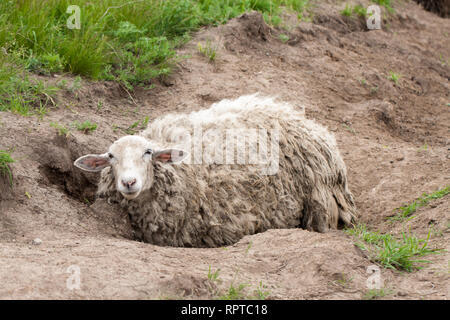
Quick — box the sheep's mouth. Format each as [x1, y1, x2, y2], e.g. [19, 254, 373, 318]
[121, 191, 140, 199]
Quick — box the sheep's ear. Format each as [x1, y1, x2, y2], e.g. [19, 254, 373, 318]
[74, 154, 110, 172]
[153, 149, 188, 163]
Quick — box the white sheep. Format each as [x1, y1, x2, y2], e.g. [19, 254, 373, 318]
[75, 94, 356, 247]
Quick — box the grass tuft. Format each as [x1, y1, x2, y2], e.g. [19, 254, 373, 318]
[346, 224, 442, 272]
[197, 40, 218, 62]
[0, 149, 15, 185]
[388, 71, 401, 84]
[390, 186, 450, 221]
[74, 120, 98, 133]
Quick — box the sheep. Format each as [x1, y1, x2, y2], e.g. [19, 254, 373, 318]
[74, 94, 356, 247]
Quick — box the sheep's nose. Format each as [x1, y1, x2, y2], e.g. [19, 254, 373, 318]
[121, 178, 136, 188]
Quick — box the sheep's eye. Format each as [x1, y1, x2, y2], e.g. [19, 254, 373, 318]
[144, 149, 153, 156]
[108, 153, 114, 159]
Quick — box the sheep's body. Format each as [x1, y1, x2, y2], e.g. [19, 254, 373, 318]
[97, 95, 356, 247]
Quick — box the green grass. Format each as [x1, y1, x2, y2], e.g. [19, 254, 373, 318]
[73, 120, 97, 133]
[363, 288, 391, 300]
[207, 265, 221, 282]
[390, 186, 450, 221]
[218, 283, 248, 300]
[352, 4, 367, 18]
[0, 54, 58, 115]
[341, 4, 367, 18]
[278, 34, 289, 43]
[341, 4, 352, 17]
[371, 0, 394, 13]
[207, 241, 270, 300]
[253, 281, 270, 300]
[346, 224, 442, 272]
[0, 149, 15, 185]
[0, 0, 311, 92]
[50, 121, 70, 136]
[197, 40, 218, 62]
[388, 71, 401, 84]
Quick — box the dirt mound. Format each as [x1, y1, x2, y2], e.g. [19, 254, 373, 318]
[0, 1, 449, 299]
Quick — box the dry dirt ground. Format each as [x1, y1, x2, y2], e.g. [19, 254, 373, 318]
[0, 0, 449, 299]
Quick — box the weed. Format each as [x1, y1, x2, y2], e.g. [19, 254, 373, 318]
[417, 144, 428, 152]
[341, 4, 352, 17]
[50, 122, 69, 137]
[279, 34, 290, 43]
[253, 281, 270, 300]
[363, 288, 391, 300]
[0, 149, 14, 185]
[388, 71, 401, 84]
[341, 4, 367, 18]
[333, 273, 354, 288]
[346, 224, 442, 272]
[197, 40, 218, 62]
[342, 123, 357, 134]
[70, 76, 82, 92]
[352, 4, 367, 18]
[219, 283, 248, 300]
[390, 186, 450, 221]
[371, 0, 394, 13]
[370, 86, 379, 94]
[207, 265, 221, 282]
[124, 117, 150, 135]
[74, 120, 98, 134]
[97, 100, 103, 111]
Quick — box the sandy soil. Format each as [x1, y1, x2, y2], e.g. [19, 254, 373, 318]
[0, 0, 449, 299]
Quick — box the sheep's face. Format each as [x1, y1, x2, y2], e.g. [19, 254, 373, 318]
[74, 136, 187, 200]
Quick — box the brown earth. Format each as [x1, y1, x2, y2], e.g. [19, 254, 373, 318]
[0, 0, 449, 299]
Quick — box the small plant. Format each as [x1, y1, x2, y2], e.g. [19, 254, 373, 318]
[69, 76, 82, 92]
[363, 288, 391, 300]
[279, 34, 289, 43]
[56, 79, 68, 90]
[74, 120, 98, 134]
[330, 273, 354, 288]
[352, 5, 367, 17]
[342, 123, 357, 134]
[197, 40, 218, 62]
[417, 144, 428, 152]
[346, 224, 442, 272]
[253, 281, 270, 300]
[0, 149, 15, 185]
[388, 71, 401, 84]
[389, 186, 450, 221]
[207, 265, 221, 282]
[341, 4, 367, 18]
[219, 283, 248, 300]
[50, 122, 69, 137]
[25, 53, 65, 74]
[341, 4, 353, 17]
[97, 100, 103, 111]
[124, 117, 150, 135]
[371, 0, 394, 13]
[370, 86, 379, 94]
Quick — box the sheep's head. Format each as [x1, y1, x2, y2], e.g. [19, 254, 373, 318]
[74, 136, 187, 200]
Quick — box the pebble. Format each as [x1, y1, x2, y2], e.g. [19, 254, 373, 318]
[32, 238, 42, 245]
